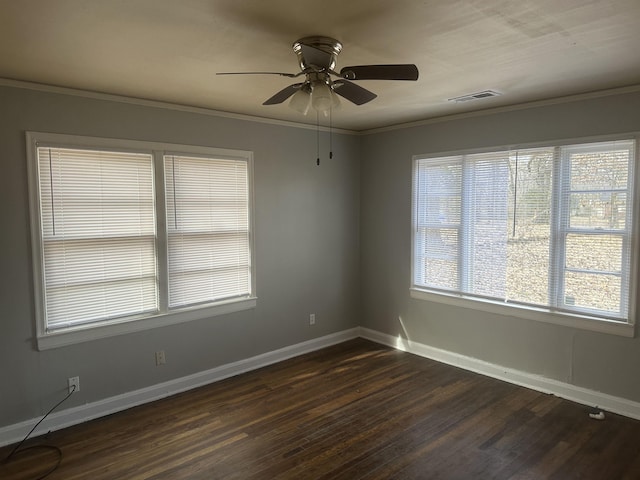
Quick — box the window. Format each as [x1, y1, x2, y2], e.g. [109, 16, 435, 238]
[164, 154, 251, 308]
[412, 137, 637, 333]
[28, 133, 255, 349]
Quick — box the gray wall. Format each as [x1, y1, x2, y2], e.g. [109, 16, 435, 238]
[3, 84, 640, 431]
[360, 90, 640, 403]
[0, 86, 361, 427]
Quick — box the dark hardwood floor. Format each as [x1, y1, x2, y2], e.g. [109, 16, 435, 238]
[2, 338, 640, 479]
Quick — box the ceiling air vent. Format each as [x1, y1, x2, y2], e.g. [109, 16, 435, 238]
[448, 90, 502, 103]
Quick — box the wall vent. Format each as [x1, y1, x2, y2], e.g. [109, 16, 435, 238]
[448, 90, 502, 103]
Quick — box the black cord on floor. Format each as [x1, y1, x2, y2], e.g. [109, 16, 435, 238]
[2, 385, 76, 479]
[4, 445, 63, 480]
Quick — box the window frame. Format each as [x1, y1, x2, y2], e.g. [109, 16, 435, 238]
[410, 134, 638, 337]
[27, 132, 256, 350]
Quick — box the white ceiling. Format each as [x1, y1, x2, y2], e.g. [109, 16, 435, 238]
[1, 0, 639, 131]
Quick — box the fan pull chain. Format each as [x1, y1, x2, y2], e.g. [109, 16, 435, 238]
[316, 110, 320, 165]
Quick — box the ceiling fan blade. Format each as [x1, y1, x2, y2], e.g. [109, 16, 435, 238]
[339, 64, 419, 81]
[263, 83, 304, 105]
[217, 71, 301, 78]
[300, 43, 334, 69]
[332, 80, 377, 105]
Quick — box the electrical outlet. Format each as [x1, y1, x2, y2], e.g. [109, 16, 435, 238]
[309, 313, 316, 326]
[155, 350, 166, 366]
[68, 376, 80, 394]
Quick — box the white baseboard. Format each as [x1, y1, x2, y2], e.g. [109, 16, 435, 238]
[359, 326, 640, 421]
[0, 328, 360, 447]
[4, 326, 639, 448]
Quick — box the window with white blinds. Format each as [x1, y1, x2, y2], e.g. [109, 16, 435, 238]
[37, 147, 158, 330]
[28, 133, 255, 347]
[164, 154, 251, 308]
[412, 138, 636, 323]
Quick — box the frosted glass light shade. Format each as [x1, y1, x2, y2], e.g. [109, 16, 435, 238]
[289, 88, 311, 115]
[311, 82, 333, 112]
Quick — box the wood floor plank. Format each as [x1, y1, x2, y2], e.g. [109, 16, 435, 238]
[2, 339, 640, 479]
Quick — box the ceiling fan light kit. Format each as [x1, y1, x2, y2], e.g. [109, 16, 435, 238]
[289, 86, 311, 115]
[311, 82, 337, 113]
[217, 36, 419, 116]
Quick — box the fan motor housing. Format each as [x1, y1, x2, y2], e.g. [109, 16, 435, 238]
[293, 36, 342, 71]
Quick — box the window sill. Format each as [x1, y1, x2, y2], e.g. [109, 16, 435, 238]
[410, 289, 635, 338]
[36, 297, 257, 350]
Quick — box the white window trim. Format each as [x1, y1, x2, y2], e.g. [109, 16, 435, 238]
[27, 132, 257, 350]
[410, 133, 639, 338]
[409, 289, 634, 337]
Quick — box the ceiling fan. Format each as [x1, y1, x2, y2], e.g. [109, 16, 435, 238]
[217, 36, 419, 115]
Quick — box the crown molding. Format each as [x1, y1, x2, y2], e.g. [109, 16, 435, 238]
[0, 78, 358, 135]
[362, 84, 640, 135]
[3, 78, 640, 137]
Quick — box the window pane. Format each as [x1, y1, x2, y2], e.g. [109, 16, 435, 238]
[165, 154, 251, 308]
[416, 159, 461, 226]
[562, 140, 633, 318]
[44, 237, 157, 327]
[569, 192, 626, 229]
[421, 227, 458, 290]
[564, 271, 621, 314]
[570, 149, 629, 191]
[467, 153, 510, 297]
[37, 147, 158, 329]
[414, 158, 461, 291]
[505, 149, 553, 305]
[168, 232, 251, 307]
[505, 238, 550, 305]
[463, 149, 553, 304]
[39, 149, 155, 238]
[565, 234, 622, 272]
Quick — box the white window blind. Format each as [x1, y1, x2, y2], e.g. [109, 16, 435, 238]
[37, 147, 157, 330]
[558, 142, 633, 315]
[29, 133, 256, 348]
[164, 154, 251, 308]
[413, 139, 635, 322]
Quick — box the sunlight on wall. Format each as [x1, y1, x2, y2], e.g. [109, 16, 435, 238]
[395, 316, 410, 351]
